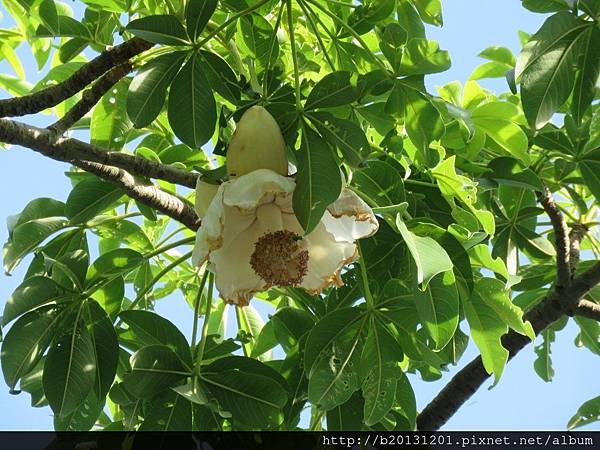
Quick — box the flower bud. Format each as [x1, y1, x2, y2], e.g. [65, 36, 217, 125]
[226, 106, 288, 177]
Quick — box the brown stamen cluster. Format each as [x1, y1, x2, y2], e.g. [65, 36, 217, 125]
[250, 230, 309, 286]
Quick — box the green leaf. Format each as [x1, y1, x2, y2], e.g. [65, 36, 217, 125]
[123, 345, 190, 399]
[200, 369, 287, 428]
[414, 270, 459, 350]
[412, 0, 443, 26]
[0, 74, 33, 96]
[395, 216, 453, 289]
[186, 0, 217, 41]
[471, 102, 529, 164]
[578, 149, 600, 202]
[359, 318, 403, 426]
[270, 307, 314, 352]
[43, 308, 96, 417]
[304, 307, 364, 374]
[127, 51, 187, 128]
[515, 12, 584, 80]
[3, 217, 68, 274]
[395, 83, 445, 153]
[534, 328, 555, 382]
[91, 78, 131, 150]
[398, 38, 450, 75]
[574, 316, 600, 356]
[65, 178, 123, 224]
[519, 19, 590, 128]
[431, 156, 495, 235]
[571, 27, 600, 124]
[476, 277, 535, 340]
[236, 13, 278, 69]
[1, 306, 60, 390]
[87, 248, 144, 281]
[85, 300, 118, 399]
[125, 15, 189, 45]
[167, 51, 216, 148]
[2, 276, 64, 326]
[465, 279, 512, 385]
[568, 395, 600, 430]
[292, 124, 342, 234]
[92, 276, 123, 320]
[307, 323, 363, 410]
[200, 50, 240, 104]
[307, 111, 370, 167]
[326, 392, 365, 431]
[139, 390, 192, 431]
[7, 197, 65, 235]
[36, 16, 91, 39]
[93, 219, 153, 253]
[305, 71, 358, 110]
[353, 160, 405, 208]
[485, 157, 544, 191]
[119, 310, 192, 366]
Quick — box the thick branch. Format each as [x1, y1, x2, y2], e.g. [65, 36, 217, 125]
[0, 38, 152, 118]
[73, 160, 200, 230]
[417, 261, 600, 431]
[0, 118, 198, 188]
[49, 62, 133, 135]
[573, 299, 600, 322]
[538, 188, 571, 289]
[569, 224, 588, 276]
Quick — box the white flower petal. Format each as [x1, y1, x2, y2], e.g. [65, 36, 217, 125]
[293, 217, 358, 294]
[322, 188, 379, 242]
[210, 218, 268, 305]
[194, 178, 219, 219]
[223, 168, 295, 210]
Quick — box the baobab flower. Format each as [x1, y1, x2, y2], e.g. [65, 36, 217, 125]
[192, 107, 378, 305]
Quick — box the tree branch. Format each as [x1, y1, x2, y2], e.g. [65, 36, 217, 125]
[538, 188, 571, 289]
[573, 299, 600, 322]
[48, 62, 133, 135]
[0, 38, 152, 118]
[416, 261, 600, 431]
[0, 118, 198, 188]
[72, 160, 200, 230]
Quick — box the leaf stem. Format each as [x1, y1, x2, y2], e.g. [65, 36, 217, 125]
[115, 250, 193, 325]
[195, 272, 214, 369]
[357, 240, 375, 309]
[197, 0, 272, 47]
[404, 178, 437, 188]
[297, 0, 336, 71]
[262, 5, 286, 96]
[144, 236, 195, 259]
[286, 0, 303, 111]
[155, 225, 188, 247]
[191, 268, 210, 349]
[304, 0, 387, 71]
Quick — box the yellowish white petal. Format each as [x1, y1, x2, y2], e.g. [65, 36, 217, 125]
[194, 179, 220, 219]
[323, 188, 379, 242]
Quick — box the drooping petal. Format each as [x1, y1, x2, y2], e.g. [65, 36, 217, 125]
[192, 186, 226, 266]
[290, 214, 358, 295]
[323, 188, 379, 242]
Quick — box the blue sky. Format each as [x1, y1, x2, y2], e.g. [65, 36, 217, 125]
[0, 0, 599, 431]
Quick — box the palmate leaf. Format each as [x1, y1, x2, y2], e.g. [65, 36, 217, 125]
[305, 71, 358, 110]
[571, 26, 600, 124]
[125, 15, 189, 45]
[91, 78, 131, 150]
[2, 276, 65, 326]
[65, 178, 124, 224]
[568, 395, 600, 430]
[186, 0, 217, 41]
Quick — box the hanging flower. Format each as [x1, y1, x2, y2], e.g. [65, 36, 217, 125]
[192, 169, 379, 305]
[191, 106, 378, 305]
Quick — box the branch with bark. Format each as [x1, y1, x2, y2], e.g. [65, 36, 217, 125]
[74, 160, 200, 230]
[48, 62, 133, 135]
[0, 38, 153, 118]
[0, 118, 199, 188]
[416, 189, 600, 431]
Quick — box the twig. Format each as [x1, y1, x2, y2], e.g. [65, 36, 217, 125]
[538, 188, 571, 289]
[48, 63, 133, 135]
[573, 299, 600, 321]
[0, 38, 152, 118]
[0, 118, 198, 188]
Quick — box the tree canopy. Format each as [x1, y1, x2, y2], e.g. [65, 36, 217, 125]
[1, 0, 600, 432]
